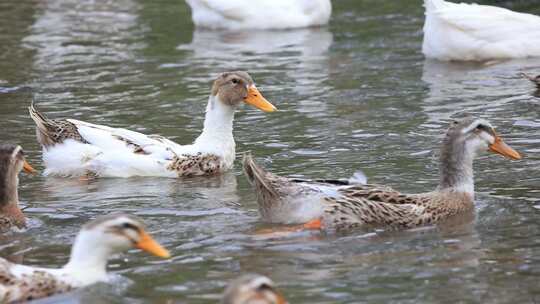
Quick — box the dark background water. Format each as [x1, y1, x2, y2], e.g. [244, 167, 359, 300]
[0, 0, 540, 303]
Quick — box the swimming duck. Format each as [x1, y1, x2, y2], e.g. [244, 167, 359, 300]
[243, 117, 521, 232]
[0, 144, 36, 232]
[185, 0, 331, 30]
[0, 213, 169, 303]
[520, 72, 540, 88]
[423, 0, 540, 61]
[222, 274, 287, 304]
[29, 71, 276, 178]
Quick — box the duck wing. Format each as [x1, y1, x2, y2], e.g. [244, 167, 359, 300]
[0, 258, 74, 303]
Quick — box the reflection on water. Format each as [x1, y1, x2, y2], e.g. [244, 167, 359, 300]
[422, 59, 540, 123]
[0, 0, 540, 303]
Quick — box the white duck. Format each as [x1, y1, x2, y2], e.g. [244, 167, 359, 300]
[184, 0, 331, 30]
[29, 71, 276, 178]
[0, 213, 169, 303]
[423, 0, 540, 61]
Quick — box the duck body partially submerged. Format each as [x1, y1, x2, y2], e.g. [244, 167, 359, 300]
[185, 0, 331, 30]
[30, 72, 276, 178]
[244, 117, 521, 232]
[0, 214, 169, 303]
[423, 0, 540, 61]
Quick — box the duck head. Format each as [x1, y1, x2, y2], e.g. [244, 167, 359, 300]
[211, 71, 276, 112]
[0, 144, 36, 228]
[438, 116, 521, 193]
[520, 72, 540, 87]
[65, 213, 170, 283]
[222, 274, 287, 304]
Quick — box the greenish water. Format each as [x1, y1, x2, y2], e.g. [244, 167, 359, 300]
[1, 0, 540, 303]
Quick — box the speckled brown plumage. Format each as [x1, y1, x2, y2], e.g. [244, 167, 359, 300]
[0, 259, 73, 303]
[244, 115, 520, 233]
[244, 156, 474, 232]
[29, 104, 88, 147]
[167, 152, 222, 177]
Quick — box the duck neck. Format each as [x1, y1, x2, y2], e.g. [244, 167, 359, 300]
[437, 139, 475, 196]
[194, 95, 236, 153]
[0, 166, 25, 227]
[63, 231, 111, 285]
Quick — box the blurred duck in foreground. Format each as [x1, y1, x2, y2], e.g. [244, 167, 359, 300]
[0, 144, 36, 232]
[423, 0, 540, 61]
[0, 214, 169, 303]
[185, 0, 331, 30]
[222, 274, 287, 304]
[30, 71, 276, 178]
[520, 72, 540, 88]
[244, 117, 521, 232]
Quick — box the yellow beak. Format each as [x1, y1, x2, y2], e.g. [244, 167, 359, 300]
[135, 230, 171, 258]
[23, 161, 37, 174]
[244, 85, 277, 112]
[489, 136, 522, 160]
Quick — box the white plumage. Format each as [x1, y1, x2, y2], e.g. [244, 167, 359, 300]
[185, 0, 331, 30]
[30, 72, 276, 178]
[423, 0, 540, 61]
[33, 98, 235, 178]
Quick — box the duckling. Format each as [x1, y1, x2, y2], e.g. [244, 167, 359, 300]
[0, 144, 36, 232]
[222, 274, 287, 304]
[520, 72, 540, 88]
[0, 213, 169, 303]
[29, 71, 276, 178]
[243, 116, 521, 232]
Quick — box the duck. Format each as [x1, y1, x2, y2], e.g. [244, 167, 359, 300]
[243, 116, 522, 232]
[0, 213, 170, 303]
[184, 0, 331, 30]
[0, 144, 36, 232]
[422, 0, 540, 61]
[222, 274, 287, 304]
[29, 71, 276, 178]
[520, 72, 540, 88]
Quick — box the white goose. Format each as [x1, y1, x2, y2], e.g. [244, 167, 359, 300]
[185, 0, 331, 30]
[423, 0, 540, 61]
[0, 214, 169, 303]
[29, 71, 276, 178]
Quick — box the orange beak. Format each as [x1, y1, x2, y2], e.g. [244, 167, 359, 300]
[244, 85, 277, 112]
[23, 161, 37, 174]
[275, 292, 288, 304]
[489, 136, 522, 160]
[135, 230, 171, 258]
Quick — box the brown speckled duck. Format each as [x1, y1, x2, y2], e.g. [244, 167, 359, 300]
[222, 274, 287, 304]
[0, 144, 36, 232]
[29, 71, 276, 178]
[243, 117, 522, 232]
[0, 213, 169, 303]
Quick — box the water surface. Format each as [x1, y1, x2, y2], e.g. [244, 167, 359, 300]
[1, 0, 540, 303]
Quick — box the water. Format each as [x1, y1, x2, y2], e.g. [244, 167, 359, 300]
[1, 0, 540, 302]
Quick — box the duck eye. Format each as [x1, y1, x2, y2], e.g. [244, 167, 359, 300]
[121, 222, 137, 230]
[476, 124, 486, 131]
[257, 283, 273, 291]
[231, 78, 238, 84]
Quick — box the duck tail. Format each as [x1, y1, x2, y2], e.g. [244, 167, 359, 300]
[29, 102, 57, 147]
[242, 153, 278, 198]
